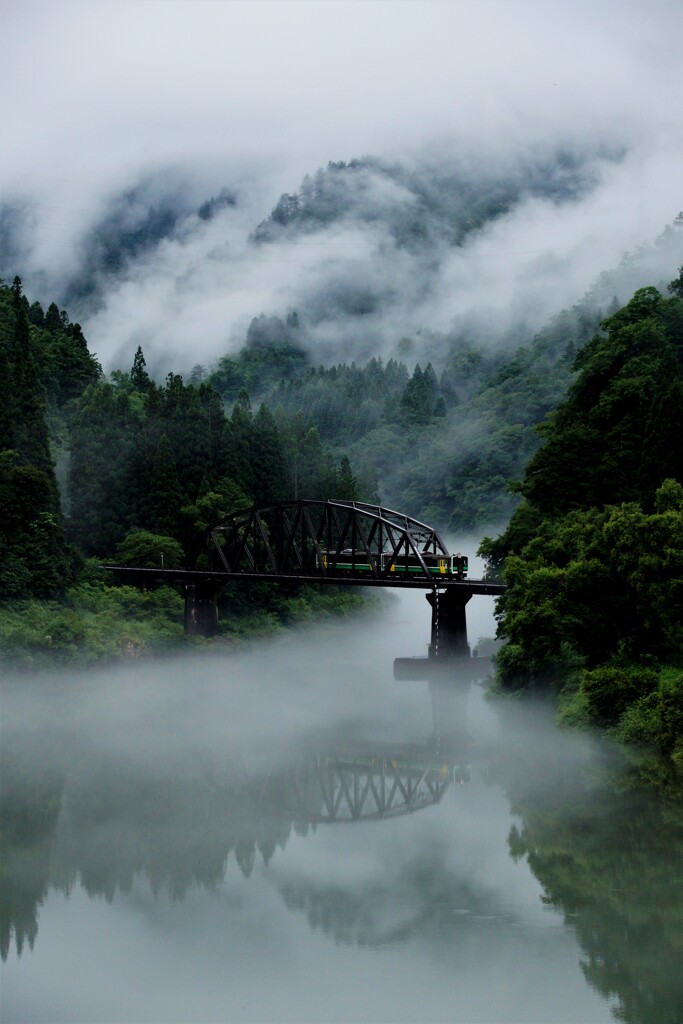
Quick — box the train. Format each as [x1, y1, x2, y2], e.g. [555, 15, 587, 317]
[318, 550, 469, 578]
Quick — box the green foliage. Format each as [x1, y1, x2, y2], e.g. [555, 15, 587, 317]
[114, 530, 185, 568]
[524, 287, 682, 517]
[66, 364, 337, 556]
[483, 280, 683, 762]
[0, 584, 186, 666]
[0, 278, 104, 601]
[494, 485, 683, 683]
[143, 435, 184, 538]
[0, 577, 368, 669]
[209, 315, 309, 403]
[0, 454, 73, 600]
[225, 293, 602, 528]
[581, 665, 659, 726]
[615, 669, 683, 760]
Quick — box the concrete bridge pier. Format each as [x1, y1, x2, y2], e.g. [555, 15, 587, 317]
[184, 583, 219, 637]
[426, 588, 471, 659]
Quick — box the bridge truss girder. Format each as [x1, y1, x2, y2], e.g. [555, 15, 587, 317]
[207, 500, 451, 582]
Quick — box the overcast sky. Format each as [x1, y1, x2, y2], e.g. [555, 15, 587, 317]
[4, 1, 681, 198]
[2, 0, 681, 370]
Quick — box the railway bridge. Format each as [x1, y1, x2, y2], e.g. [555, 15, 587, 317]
[105, 500, 504, 663]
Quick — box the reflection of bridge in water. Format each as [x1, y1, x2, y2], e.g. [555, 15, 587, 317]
[0, 674, 476, 959]
[262, 745, 470, 825]
[259, 676, 474, 825]
[105, 500, 504, 658]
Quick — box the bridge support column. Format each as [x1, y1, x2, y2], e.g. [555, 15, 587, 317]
[184, 584, 219, 637]
[426, 589, 471, 659]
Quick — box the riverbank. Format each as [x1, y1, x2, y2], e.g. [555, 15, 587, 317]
[484, 664, 683, 791]
[0, 578, 374, 669]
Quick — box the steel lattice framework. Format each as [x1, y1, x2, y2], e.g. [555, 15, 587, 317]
[206, 499, 451, 582]
[261, 751, 465, 824]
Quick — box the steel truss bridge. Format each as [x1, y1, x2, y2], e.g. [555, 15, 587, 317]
[105, 500, 504, 651]
[211, 499, 459, 585]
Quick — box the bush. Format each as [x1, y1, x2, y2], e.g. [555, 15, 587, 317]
[614, 669, 683, 763]
[581, 665, 659, 726]
[114, 530, 184, 569]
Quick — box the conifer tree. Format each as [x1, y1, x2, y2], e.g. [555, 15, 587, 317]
[143, 434, 185, 538]
[0, 334, 14, 451]
[335, 455, 358, 500]
[130, 346, 152, 391]
[11, 292, 57, 495]
[251, 404, 288, 503]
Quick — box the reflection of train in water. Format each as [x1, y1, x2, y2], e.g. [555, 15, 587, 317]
[319, 550, 469, 578]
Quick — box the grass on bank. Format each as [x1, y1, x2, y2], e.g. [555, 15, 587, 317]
[0, 578, 369, 669]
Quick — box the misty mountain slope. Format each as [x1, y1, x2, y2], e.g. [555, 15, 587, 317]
[0, 173, 239, 322]
[223, 217, 682, 531]
[252, 147, 621, 249]
[5, 140, 665, 377]
[62, 179, 238, 312]
[240, 146, 629, 358]
[260, 318, 587, 531]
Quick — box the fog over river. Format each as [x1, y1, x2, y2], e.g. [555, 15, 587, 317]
[2, 582, 682, 1024]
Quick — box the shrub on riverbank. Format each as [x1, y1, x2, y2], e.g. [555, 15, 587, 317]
[0, 580, 368, 669]
[614, 668, 683, 768]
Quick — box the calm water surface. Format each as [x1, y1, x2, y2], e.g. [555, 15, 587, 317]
[1, 589, 682, 1023]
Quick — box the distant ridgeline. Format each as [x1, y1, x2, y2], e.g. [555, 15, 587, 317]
[250, 153, 617, 247]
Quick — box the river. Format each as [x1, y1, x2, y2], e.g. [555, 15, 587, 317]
[1, 586, 682, 1023]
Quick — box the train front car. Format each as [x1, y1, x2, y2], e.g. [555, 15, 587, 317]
[451, 553, 468, 579]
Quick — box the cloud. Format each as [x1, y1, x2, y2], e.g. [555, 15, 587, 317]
[1, 1, 681, 372]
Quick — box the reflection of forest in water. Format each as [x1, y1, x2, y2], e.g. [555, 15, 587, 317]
[492, 703, 683, 1024]
[0, 677, 470, 961]
[2, 679, 682, 1024]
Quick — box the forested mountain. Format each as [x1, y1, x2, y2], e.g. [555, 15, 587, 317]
[251, 150, 613, 247]
[2, 265, 682, 769]
[0, 273, 371, 664]
[7, 143, 670, 379]
[203, 213, 683, 530]
[66, 360, 363, 560]
[480, 274, 683, 766]
[203, 281, 624, 529]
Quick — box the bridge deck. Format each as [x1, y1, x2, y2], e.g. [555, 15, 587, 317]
[103, 565, 505, 595]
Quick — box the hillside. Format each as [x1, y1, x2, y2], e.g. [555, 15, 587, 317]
[480, 274, 683, 768]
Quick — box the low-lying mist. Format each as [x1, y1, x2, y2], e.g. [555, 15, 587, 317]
[5, 583, 676, 1024]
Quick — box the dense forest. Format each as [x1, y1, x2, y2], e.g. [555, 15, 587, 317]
[206, 305, 591, 529]
[0, 277, 367, 663]
[480, 274, 683, 769]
